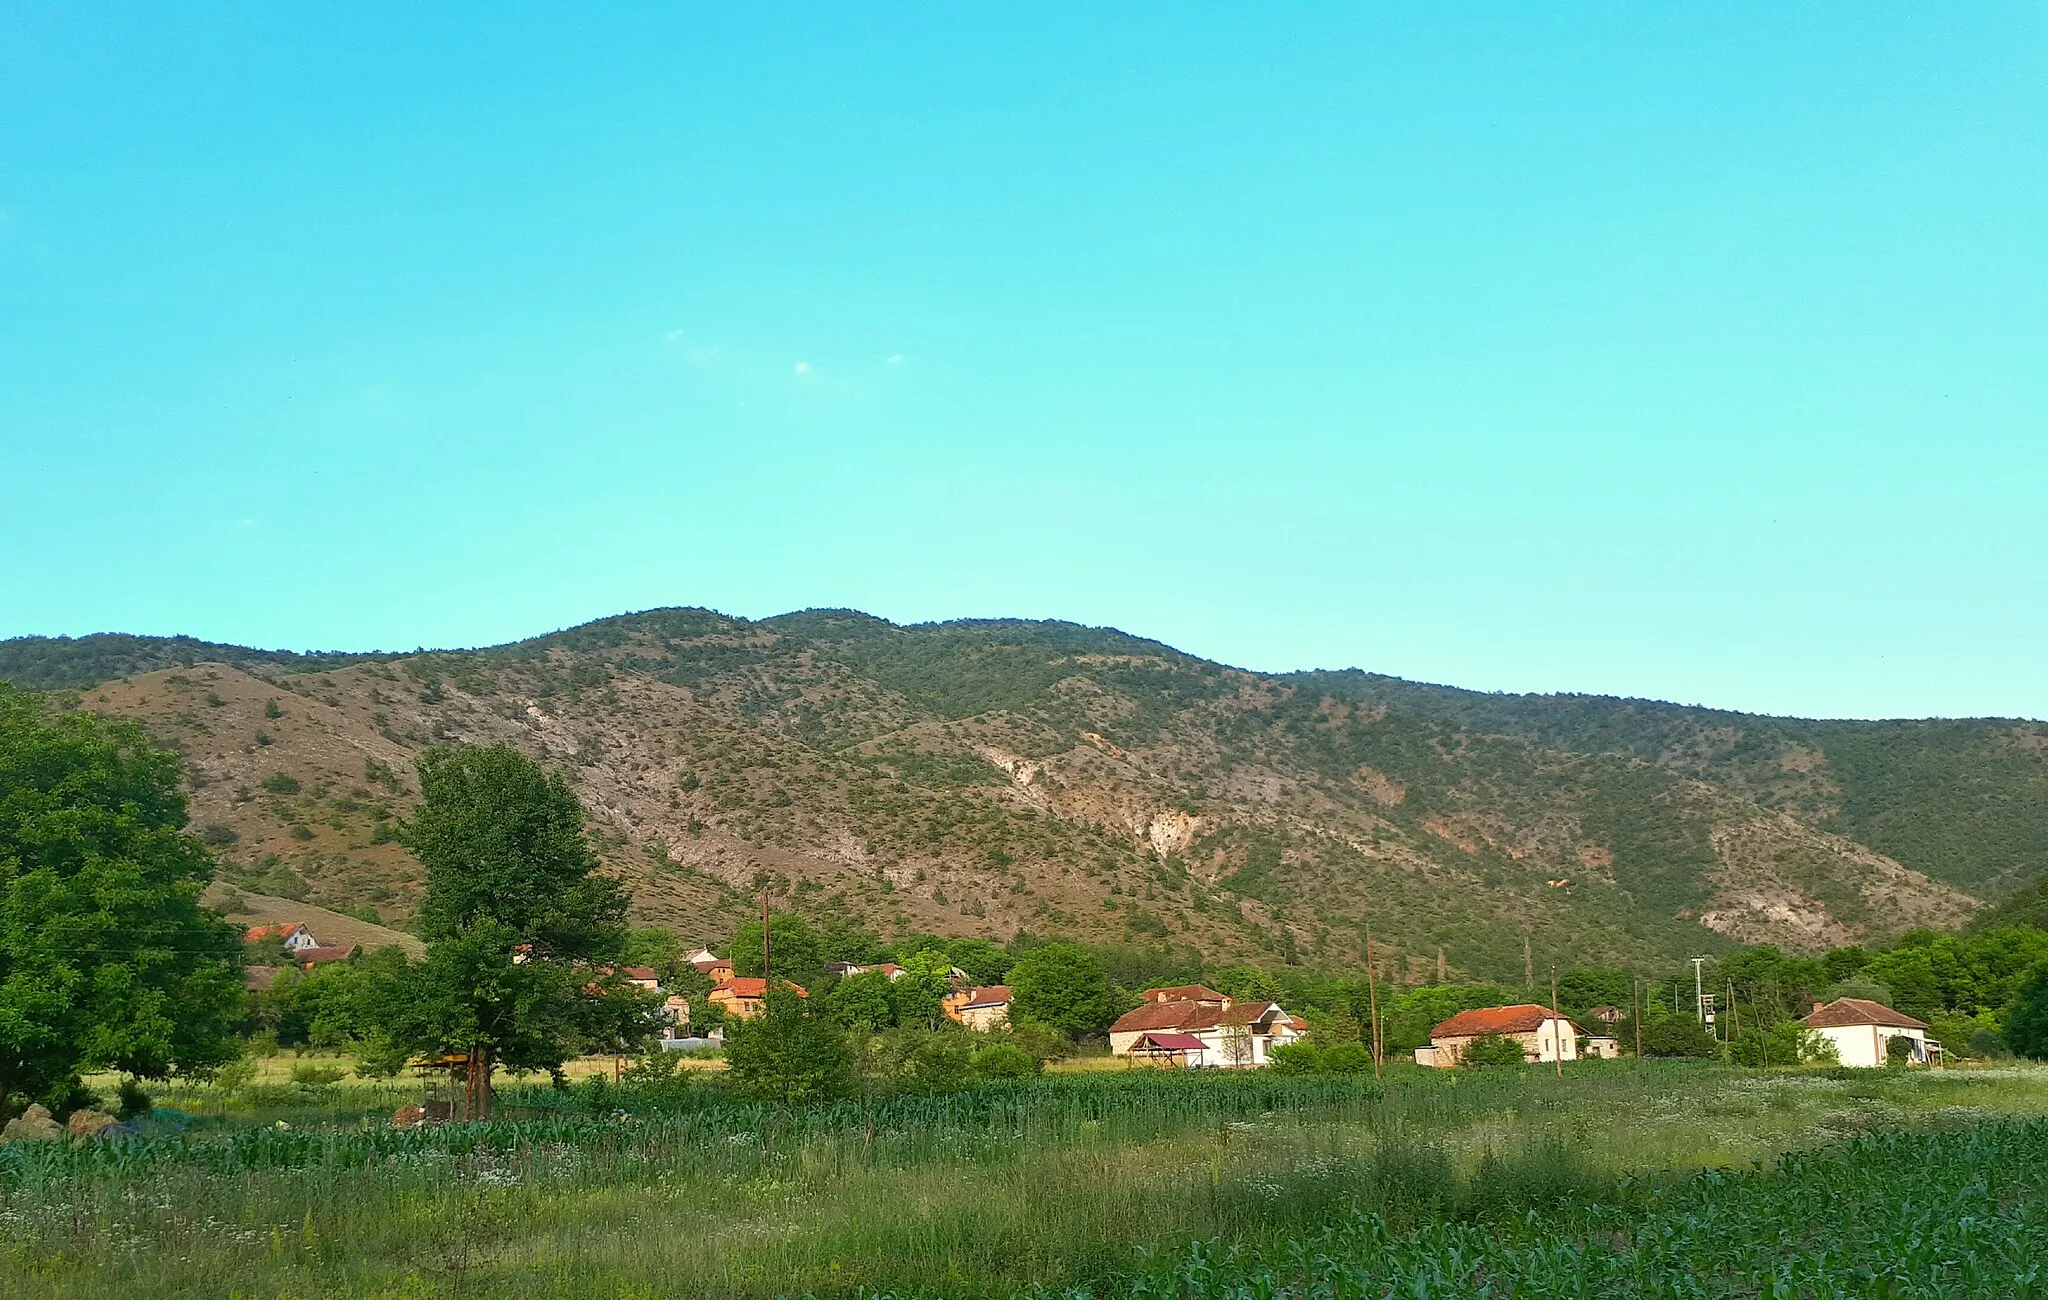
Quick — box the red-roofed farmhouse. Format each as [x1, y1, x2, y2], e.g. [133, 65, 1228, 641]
[1802, 998, 1940, 1067]
[1418, 1004, 1583, 1067]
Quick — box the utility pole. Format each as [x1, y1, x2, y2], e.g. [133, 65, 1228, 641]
[1727, 978, 1739, 1043]
[1437, 946, 1447, 984]
[1524, 934, 1534, 988]
[761, 891, 773, 984]
[1365, 926, 1384, 1080]
[1549, 964, 1564, 1078]
[1691, 957, 1707, 1025]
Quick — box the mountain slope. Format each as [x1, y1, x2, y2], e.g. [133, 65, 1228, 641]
[7, 609, 2041, 983]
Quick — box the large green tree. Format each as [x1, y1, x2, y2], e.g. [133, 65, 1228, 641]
[381, 743, 654, 1116]
[1007, 942, 1114, 1039]
[2008, 966, 2048, 1060]
[730, 912, 825, 987]
[0, 684, 244, 1113]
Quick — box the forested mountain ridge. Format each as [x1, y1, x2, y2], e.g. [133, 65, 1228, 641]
[4, 608, 2043, 983]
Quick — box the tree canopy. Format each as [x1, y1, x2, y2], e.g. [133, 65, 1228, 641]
[378, 743, 654, 1115]
[1007, 942, 1113, 1038]
[0, 685, 244, 1111]
[724, 984, 854, 1104]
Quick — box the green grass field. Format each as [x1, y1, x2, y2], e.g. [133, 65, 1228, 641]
[5, 1062, 2047, 1299]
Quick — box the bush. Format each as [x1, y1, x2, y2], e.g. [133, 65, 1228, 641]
[1004, 1018, 1073, 1063]
[1319, 1041, 1375, 1074]
[1970, 1027, 2008, 1059]
[1729, 1021, 1828, 1067]
[969, 1042, 1037, 1080]
[290, 1063, 346, 1090]
[208, 1058, 258, 1095]
[724, 987, 855, 1104]
[1269, 1041, 1322, 1076]
[909, 1038, 972, 1091]
[1640, 1015, 1721, 1059]
[115, 1078, 153, 1120]
[1885, 1034, 1915, 1068]
[199, 823, 240, 847]
[1460, 1033, 1530, 1067]
[261, 773, 301, 795]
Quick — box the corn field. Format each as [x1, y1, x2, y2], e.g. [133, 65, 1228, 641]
[3, 1063, 2047, 1299]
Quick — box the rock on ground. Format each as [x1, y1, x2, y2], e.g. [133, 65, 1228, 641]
[1, 1104, 64, 1143]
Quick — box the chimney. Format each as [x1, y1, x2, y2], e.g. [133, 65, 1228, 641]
[1813, 1002, 1825, 1015]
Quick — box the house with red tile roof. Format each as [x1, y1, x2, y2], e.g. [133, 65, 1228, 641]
[1108, 988, 1303, 1067]
[1802, 998, 1938, 1067]
[294, 944, 357, 969]
[707, 977, 808, 1020]
[942, 985, 1013, 1031]
[244, 922, 320, 953]
[1417, 1004, 1583, 1067]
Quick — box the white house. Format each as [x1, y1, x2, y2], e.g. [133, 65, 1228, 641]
[243, 922, 321, 953]
[1109, 986, 1304, 1068]
[1803, 997, 1939, 1067]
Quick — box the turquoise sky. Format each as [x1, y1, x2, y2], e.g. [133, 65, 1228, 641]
[4, 6, 2044, 720]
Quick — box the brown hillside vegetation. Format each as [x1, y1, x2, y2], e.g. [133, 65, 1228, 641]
[28, 607, 2041, 982]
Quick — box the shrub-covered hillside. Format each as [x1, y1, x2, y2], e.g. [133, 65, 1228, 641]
[3, 608, 2041, 981]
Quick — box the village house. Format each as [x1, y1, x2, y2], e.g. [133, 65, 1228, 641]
[1108, 986, 1303, 1068]
[620, 966, 663, 992]
[1416, 1004, 1584, 1067]
[244, 922, 321, 953]
[707, 977, 808, 1020]
[842, 962, 909, 981]
[294, 944, 357, 969]
[705, 958, 735, 985]
[1803, 997, 1941, 1067]
[942, 985, 1013, 1030]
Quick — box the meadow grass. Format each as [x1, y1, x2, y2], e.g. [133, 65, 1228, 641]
[4, 1062, 2047, 1299]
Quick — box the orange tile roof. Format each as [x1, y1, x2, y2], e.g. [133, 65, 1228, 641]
[243, 923, 308, 943]
[959, 985, 1011, 1007]
[1431, 1004, 1577, 1039]
[713, 977, 808, 999]
[1113, 999, 1282, 1035]
[1803, 997, 1929, 1030]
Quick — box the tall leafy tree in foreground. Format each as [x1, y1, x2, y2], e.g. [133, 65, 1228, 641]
[381, 743, 653, 1116]
[0, 684, 243, 1113]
